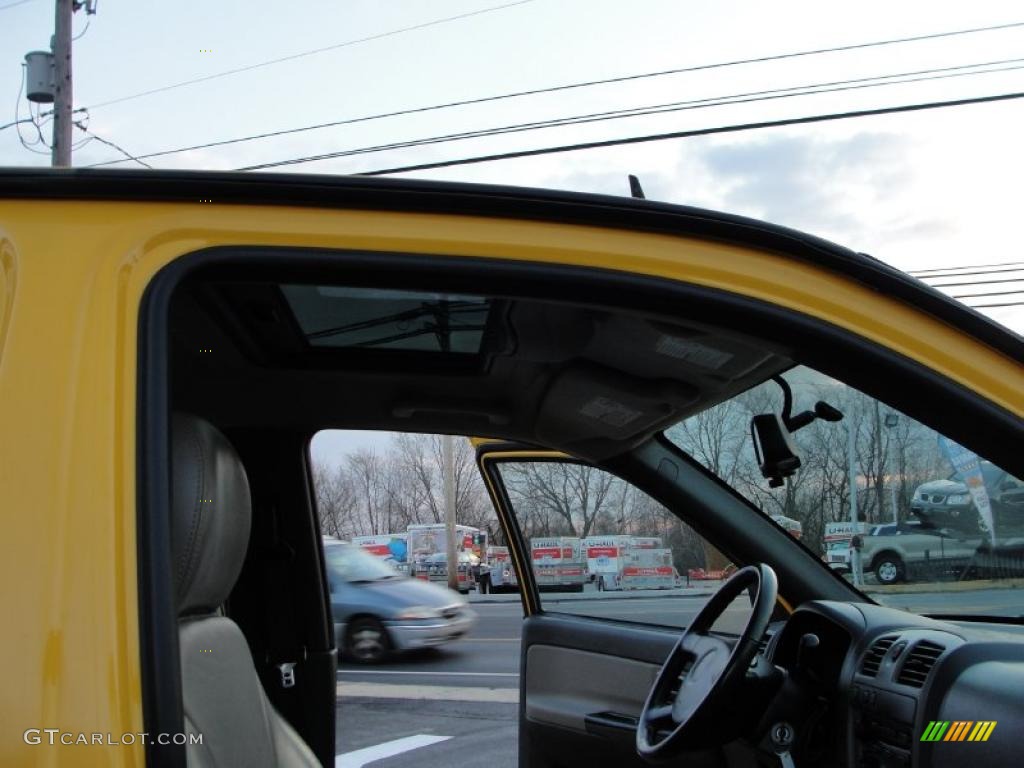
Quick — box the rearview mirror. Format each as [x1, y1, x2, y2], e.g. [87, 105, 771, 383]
[751, 413, 801, 488]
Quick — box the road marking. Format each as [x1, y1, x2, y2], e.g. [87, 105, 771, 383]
[339, 669, 519, 677]
[336, 734, 450, 767]
[338, 682, 519, 703]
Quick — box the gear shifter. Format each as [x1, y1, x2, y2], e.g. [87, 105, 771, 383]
[794, 632, 820, 685]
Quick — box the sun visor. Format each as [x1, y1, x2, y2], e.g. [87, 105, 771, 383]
[536, 363, 698, 448]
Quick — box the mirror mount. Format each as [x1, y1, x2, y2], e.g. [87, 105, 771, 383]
[751, 413, 802, 488]
[772, 375, 844, 434]
[753, 377, 846, 487]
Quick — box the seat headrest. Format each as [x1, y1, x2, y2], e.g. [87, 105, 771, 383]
[170, 413, 252, 616]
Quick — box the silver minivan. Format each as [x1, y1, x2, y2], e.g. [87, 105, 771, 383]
[325, 540, 477, 662]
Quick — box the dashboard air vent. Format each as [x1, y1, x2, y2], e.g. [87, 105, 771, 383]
[897, 640, 944, 688]
[860, 636, 897, 677]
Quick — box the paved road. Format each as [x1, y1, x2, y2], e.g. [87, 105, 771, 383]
[334, 584, 1024, 765]
[336, 586, 724, 689]
[337, 602, 524, 689]
[334, 587, 718, 766]
[868, 586, 1024, 617]
[336, 697, 517, 768]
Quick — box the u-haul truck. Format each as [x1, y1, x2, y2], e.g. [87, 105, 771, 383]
[621, 547, 676, 590]
[585, 535, 634, 590]
[350, 533, 409, 572]
[479, 545, 519, 592]
[771, 514, 803, 539]
[530, 537, 586, 592]
[823, 521, 868, 573]
[585, 535, 676, 590]
[629, 536, 664, 549]
[407, 523, 486, 593]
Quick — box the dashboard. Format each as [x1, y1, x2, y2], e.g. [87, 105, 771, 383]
[766, 601, 1024, 768]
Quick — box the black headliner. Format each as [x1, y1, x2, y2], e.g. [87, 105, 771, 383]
[1, 167, 1020, 364]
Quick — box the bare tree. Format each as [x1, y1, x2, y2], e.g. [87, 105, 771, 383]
[347, 449, 395, 535]
[311, 462, 357, 538]
[501, 461, 617, 538]
[389, 433, 492, 529]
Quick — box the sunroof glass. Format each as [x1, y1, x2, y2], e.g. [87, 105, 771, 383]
[281, 285, 491, 353]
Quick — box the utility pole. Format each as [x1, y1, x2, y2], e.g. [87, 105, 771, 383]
[884, 412, 900, 523]
[848, 417, 864, 587]
[51, 0, 74, 167]
[443, 434, 458, 592]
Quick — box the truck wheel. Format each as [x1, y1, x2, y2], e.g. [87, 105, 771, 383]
[874, 555, 904, 585]
[345, 617, 391, 664]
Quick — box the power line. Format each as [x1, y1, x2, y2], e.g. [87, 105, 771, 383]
[917, 267, 1024, 279]
[71, 17, 90, 41]
[951, 289, 1024, 299]
[83, 0, 537, 111]
[0, 118, 35, 132]
[85, 20, 1024, 168]
[928, 276, 1024, 288]
[240, 90, 1024, 175]
[12, 63, 49, 155]
[234, 59, 1024, 171]
[911, 261, 1024, 275]
[0, 0, 36, 11]
[73, 121, 152, 168]
[965, 301, 1024, 309]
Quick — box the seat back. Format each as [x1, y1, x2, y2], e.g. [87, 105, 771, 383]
[171, 414, 319, 767]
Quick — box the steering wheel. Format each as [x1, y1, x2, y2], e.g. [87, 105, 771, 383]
[636, 563, 778, 758]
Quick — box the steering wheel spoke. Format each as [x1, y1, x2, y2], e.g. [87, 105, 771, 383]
[646, 704, 675, 724]
[637, 564, 778, 759]
[679, 630, 710, 657]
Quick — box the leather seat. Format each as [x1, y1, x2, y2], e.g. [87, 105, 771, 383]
[171, 413, 320, 767]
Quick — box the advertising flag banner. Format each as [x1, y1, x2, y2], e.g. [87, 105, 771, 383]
[937, 437, 995, 544]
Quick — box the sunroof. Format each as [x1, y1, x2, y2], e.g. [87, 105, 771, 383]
[280, 285, 491, 353]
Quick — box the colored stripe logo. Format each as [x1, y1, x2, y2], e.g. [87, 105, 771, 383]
[921, 721, 996, 742]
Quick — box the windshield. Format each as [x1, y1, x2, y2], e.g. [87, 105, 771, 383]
[665, 366, 1024, 620]
[325, 543, 400, 582]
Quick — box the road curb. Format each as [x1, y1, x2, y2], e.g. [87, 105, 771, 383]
[468, 585, 721, 604]
[338, 682, 519, 703]
[865, 577, 1024, 595]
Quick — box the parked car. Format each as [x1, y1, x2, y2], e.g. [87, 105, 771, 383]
[419, 550, 480, 594]
[324, 540, 476, 662]
[859, 521, 978, 584]
[911, 462, 1024, 532]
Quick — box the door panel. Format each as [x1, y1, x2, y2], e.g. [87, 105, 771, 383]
[521, 614, 671, 733]
[518, 614, 725, 768]
[474, 443, 730, 768]
[524, 645, 658, 730]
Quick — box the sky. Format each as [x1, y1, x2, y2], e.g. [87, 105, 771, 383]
[4, 0, 1023, 462]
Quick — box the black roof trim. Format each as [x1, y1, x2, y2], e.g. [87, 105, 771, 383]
[1, 167, 1020, 362]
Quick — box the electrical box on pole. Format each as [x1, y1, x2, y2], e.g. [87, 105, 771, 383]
[24, 51, 55, 103]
